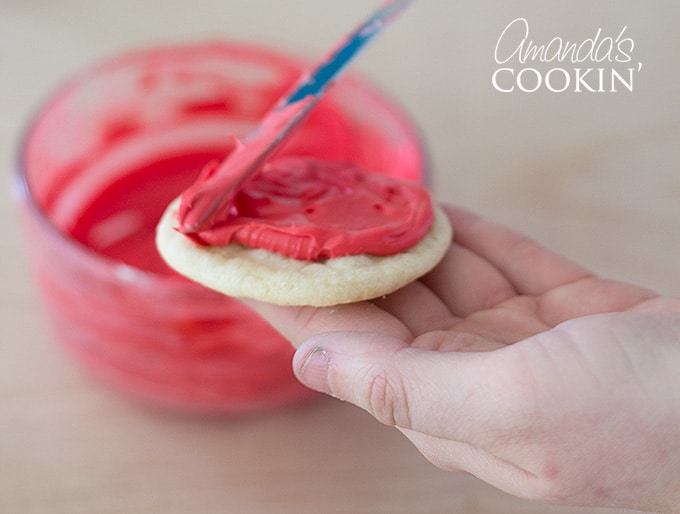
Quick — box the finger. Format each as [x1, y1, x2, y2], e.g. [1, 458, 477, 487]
[372, 280, 458, 335]
[537, 275, 658, 326]
[243, 299, 412, 348]
[443, 205, 591, 296]
[420, 242, 517, 316]
[292, 330, 510, 441]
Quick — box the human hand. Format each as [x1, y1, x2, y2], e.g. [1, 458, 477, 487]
[246, 205, 680, 512]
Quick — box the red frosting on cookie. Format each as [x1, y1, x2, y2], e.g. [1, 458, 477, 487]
[180, 157, 433, 261]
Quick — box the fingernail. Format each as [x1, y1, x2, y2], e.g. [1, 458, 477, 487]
[296, 345, 334, 397]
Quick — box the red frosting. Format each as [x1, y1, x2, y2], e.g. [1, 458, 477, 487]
[181, 157, 434, 261]
[177, 96, 316, 233]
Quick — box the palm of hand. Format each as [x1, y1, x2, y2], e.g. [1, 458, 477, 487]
[248, 206, 680, 510]
[367, 207, 680, 509]
[376, 206, 667, 352]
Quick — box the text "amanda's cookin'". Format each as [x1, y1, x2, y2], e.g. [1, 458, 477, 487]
[492, 18, 643, 93]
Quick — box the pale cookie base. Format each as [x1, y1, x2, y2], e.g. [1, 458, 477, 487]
[156, 198, 452, 306]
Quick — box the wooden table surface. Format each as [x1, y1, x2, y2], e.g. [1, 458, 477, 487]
[2, 2, 679, 512]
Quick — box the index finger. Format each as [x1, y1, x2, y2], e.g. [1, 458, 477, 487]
[444, 205, 592, 296]
[243, 299, 413, 348]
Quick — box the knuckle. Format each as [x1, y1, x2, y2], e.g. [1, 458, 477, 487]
[361, 364, 413, 429]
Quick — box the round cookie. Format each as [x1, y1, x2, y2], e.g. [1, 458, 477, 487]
[156, 197, 452, 306]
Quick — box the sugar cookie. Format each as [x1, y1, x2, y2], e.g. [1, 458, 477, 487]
[156, 198, 451, 306]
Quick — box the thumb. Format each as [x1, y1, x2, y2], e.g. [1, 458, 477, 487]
[293, 331, 500, 437]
